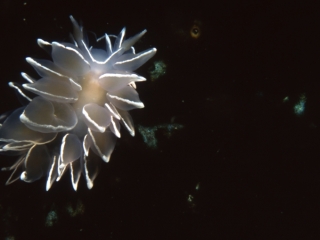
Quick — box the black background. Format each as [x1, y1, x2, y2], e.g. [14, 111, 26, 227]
[0, 0, 320, 239]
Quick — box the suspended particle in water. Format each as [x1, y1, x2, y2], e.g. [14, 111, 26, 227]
[45, 210, 58, 227]
[138, 125, 158, 148]
[294, 94, 306, 115]
[138, 123, 183, 148]
[195, 182, 200, 190]
[149, 60, 167, 81]
[190, 20, 202, 39]
[282, 96, 289, 103]
[66, 200, 85, 217]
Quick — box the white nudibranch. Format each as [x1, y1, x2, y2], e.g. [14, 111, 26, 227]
[0, 16, 156, 191]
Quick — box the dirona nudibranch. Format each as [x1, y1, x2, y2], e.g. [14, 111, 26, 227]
[0, 16, 156, 191]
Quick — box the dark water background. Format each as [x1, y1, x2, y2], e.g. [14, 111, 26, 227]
[0, 0, 319, 239]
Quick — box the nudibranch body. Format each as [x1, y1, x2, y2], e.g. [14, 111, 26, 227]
[0, 16, 156, 191]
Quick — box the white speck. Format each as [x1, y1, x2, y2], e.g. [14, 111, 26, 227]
[294, 94, 306, 115]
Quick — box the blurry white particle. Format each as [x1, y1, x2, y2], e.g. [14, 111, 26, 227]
[294, 94, 306, 115]
[149, 60, 166, 81]
[45, 210, 58, 227]
[195, 182, 200, 190]
[66, 200, 85, 217]
[138, 125, 158, 148]
[5, 236, 15, 240]
[282, 96, 289, 102]
[24, 2, 27, 5]
[138, 123, 183, 148]
[187, 194, 194, 202]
